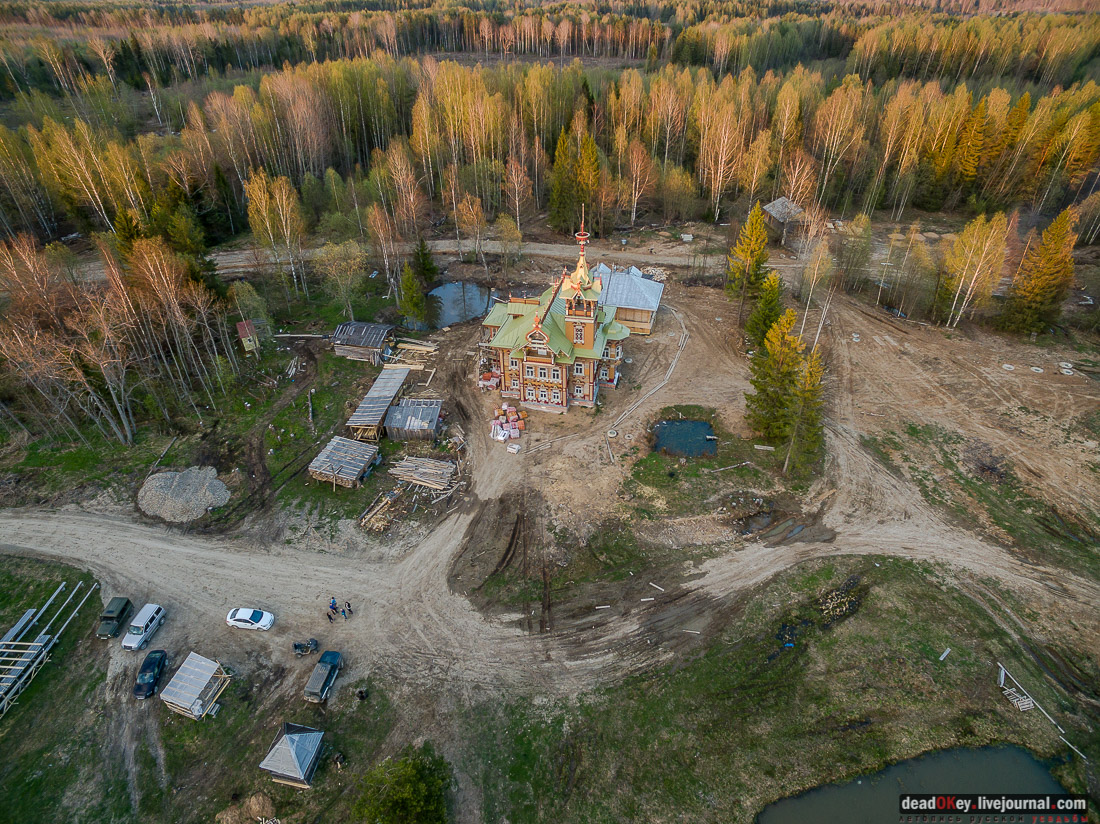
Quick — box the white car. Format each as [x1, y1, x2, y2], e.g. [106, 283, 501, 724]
[226, 608, 275, 631]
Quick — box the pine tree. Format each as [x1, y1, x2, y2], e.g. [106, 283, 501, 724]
[745, 272, 784, 350]
[782, 349, 825, 475]
[999, 207, 1078, 334]
[548, 128, 577, 234]
[410, 237, 439, 288]
[726, 201, 771, 327]
[397, 262, 429, 327]
[745, 309, 804, 441]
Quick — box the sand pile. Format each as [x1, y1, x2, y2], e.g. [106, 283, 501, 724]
[138, 466, 230, 522]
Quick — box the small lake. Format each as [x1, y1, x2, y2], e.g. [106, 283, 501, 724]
[757, 746, 1067, 824]
[428, 281, 497, 328]
[652, 419, 717, 457]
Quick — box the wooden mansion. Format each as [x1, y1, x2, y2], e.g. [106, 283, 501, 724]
[482, 228, 631, 412]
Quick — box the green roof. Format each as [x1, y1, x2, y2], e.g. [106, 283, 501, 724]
[483, 252, 630, 361]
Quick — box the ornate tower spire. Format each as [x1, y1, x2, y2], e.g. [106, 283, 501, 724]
[575, 204, 589, 264]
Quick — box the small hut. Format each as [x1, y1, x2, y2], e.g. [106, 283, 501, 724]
[308, 437, 381, 488]
[385, 398, 443, 441]
[331, 322, 395, 365]
[159, 652, 231, 720]
[762, 197, 806, 245]
[347, 368, 410, 441]
[259, 723, 325, 789]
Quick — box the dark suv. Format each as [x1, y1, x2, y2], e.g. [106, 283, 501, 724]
[133, 650, 168, 700]
[95, 597, 133, 639]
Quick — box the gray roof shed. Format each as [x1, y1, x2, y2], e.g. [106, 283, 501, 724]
[159, 652, 231, 719]
[259, 723, 324, 788]
[597, 271, 665, 313]
[347, 368, 411, 438]
[385, 398, 443, 440]
[763, 197, 805, 224]
[332, 322, 394, 349]
[308, 437, 380, 487]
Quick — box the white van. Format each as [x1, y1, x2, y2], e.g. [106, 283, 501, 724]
[121, 603, 166, 650]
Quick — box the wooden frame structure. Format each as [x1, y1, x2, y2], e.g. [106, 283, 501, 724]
[308, 437, 380, 488]
[347, 367, 410, 441]
[259, 723, 324, 788]
[160, 651, 231, 720]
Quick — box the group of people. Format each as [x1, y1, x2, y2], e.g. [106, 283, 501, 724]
[326, 597, 354, 623]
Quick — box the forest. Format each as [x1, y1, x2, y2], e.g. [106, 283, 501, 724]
[0, 0, 1097, 444]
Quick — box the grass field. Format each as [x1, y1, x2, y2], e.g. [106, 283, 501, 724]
[465, 556, 1096, 822]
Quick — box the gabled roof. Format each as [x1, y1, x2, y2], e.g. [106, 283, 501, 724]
[309, 437, 379, 483]
[332, 322, 394, 349]
[763, 197, 805, 224]
[159, 652, 228, 717]
[259, 723, 324, 782]
[597, 271, 665, 313]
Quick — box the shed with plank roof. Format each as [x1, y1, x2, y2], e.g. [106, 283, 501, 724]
[347, 367, 410, 440]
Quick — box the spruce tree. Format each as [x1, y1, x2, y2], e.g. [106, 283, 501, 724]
[782, 349, 825, 475]
[549, 128, 577, 234]
[745, 272, 784, 350]
[397, 262, 430, 327]
[410, 238, 439, 288]
[576, 132, 601, 226]
[999, 207, 1078, 334]
[726, 201, 770, 326]
[745, 309, 804, 441]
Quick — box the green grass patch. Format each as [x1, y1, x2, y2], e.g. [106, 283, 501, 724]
[466, 557, 1091, 823]
[623, 405, 792, 518]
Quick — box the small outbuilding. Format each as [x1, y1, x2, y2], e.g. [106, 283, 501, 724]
[159, 651, 231, 720]
[331, 322, 395, 365]
[385, 398, 443, 441]
[762, 197, 806, 245]
[308, 437, 381, 488]
[595, 265, 665, 335]
[259, 723, 324, 789]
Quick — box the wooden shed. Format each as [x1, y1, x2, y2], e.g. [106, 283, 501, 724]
[308, 437, 380, 488]
[331, 322, 395, 365]
[384, 398, 443, 441]
[347, 367, 410, 441]
[762, 197, 806, 245]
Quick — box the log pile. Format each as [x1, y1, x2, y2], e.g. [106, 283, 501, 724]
[387, 457, 457, 490]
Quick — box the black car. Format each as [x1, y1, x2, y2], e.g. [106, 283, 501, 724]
[133, 650, 168, 700]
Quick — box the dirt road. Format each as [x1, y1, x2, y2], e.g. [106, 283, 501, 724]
[3, 281, 1098, 703]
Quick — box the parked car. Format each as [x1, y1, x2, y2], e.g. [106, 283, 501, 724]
[303, 651, 343, 703]
[122, 603, 166, 651]
[95, 597, 133, 639]
[226, 608, 275, 631]
[133, 650, 168, 699]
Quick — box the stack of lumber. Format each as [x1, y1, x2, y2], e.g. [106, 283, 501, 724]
[388, 457, 457, 490]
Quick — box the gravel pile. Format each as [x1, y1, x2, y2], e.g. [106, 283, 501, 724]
[138, 466, 230, 522]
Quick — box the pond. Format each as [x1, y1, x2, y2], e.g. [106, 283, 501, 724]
[428, 281, 497, 328]
[757, 746, 1067, 824]
[652, 419, 717, 457]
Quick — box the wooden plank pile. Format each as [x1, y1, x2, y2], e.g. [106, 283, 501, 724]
[388, 457, 457, 490]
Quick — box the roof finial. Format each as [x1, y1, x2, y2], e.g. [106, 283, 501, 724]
[575, 204, 589, 262]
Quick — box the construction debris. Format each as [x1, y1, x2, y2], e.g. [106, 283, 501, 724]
[388, 457, 458, 491]
[489, 402, 528, 444]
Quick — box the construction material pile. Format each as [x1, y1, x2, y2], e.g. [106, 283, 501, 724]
[138, 466, 230, 522]
[490, 402, 527, 449]
[388, 457, 457, 491]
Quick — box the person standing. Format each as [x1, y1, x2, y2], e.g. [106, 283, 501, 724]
[326, 611, 334, 624]
[340, 608, 348, 621]
[344, 601, 354, 616]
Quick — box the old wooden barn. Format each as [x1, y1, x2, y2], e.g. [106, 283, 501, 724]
[331, 322, 395, 365]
